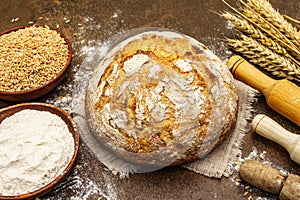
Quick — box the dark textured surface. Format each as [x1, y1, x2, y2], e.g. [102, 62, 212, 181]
[0, 0, 299, 199]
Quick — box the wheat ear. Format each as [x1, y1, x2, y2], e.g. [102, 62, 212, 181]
[238, 1, 300, 61]
[246, 0, 300, 46]
[226, 35, 300, 82]
[223, 12, 286, 54]
[223, 12, 300, 67]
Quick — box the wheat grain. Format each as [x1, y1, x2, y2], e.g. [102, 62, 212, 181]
[226, 35, 300, 82]
[0, 26, 69, 92]
[246, 0, 300, 46]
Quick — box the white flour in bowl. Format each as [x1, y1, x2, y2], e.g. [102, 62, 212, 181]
[0, 109, 75, 196]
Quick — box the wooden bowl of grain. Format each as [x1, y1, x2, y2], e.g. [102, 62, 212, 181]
[0, 26, 72, 101]
[0, 102, 80, 199]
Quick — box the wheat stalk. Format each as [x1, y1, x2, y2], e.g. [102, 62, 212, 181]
[226, 35, 300, 82]
[223, 12, 300, 67]
[222, 0, 300, 82]
[283, 15, 300, 30]
[223, 12, 285, 55]
[223, 0, 300, 61]
[246, 0, 300, 46]
[241, 6, 300, 55]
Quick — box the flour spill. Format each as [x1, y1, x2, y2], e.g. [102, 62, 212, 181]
[40, 13, 119, 199]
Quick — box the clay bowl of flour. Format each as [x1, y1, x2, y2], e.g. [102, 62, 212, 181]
[0, 103, 80, 199]
[0, 25, 72, 101]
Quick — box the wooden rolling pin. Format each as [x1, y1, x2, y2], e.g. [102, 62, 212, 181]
[227, 55, 300, 126]
[240, 160, 300, 200]
[252, 114, 300, 165]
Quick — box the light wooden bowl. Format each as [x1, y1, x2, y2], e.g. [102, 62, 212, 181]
[0, 26, 72, 101]
[0, 103, 80, 199]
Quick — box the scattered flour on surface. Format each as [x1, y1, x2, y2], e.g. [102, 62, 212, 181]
[46, 171, 118, 200]
[199, 36, 233, 62]
[228, 147, 286, 184]
[71, 39, 111, 108]
[58, 39, 114, 199]
[42, 15, 118, 199]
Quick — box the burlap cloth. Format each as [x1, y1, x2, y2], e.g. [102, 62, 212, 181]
[71, 28, 258, 178]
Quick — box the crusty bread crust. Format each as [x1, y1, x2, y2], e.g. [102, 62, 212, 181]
[86, 30, 238, 166]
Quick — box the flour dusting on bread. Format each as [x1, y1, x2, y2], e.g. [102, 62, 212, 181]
[86, 30, 238, 166]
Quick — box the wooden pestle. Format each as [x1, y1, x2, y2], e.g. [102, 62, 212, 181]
[227, 55, 300, 126]
[252, 114, 300, 165]
[240, 160, 300, 200]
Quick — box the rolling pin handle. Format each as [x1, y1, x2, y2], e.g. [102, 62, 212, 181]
[227, 55, 276, 95]
[252, 114, 300, 165]
[240, 160, 300, 200]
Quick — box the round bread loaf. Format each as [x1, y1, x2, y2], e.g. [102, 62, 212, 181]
[85, 30, 238, 167]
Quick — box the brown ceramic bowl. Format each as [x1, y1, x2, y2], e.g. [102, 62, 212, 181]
[0, 103, 80, 200]
[0, 26, 72, 101]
